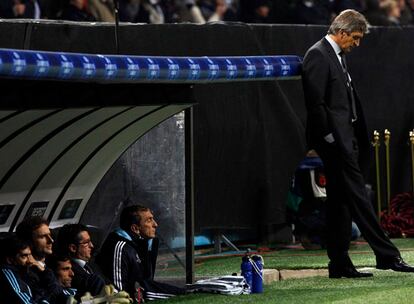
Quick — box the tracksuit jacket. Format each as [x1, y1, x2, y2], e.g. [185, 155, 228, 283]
[96, 229, 185, 300]
[0, 264, 72, 304]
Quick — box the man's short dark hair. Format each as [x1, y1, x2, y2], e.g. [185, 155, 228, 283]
[16, 216, 49, 243]
[55, 224, 89, 256]
[120, 205, 150, 231]
[46, 254, 71, 273]
[1, 235, 30, 262]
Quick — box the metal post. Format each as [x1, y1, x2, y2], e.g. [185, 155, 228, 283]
[113, 0, 120, 54]
[185, 107, 195, 284]
[410, 130, 414, 197]
[373, 130, 381, 219]
[384, 129, 391, 215]
[214, 233, 222, 254]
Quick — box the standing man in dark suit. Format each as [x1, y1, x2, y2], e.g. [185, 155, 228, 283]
[302, 9, 414, 278]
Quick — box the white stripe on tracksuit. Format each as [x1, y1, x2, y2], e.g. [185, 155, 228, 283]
[2, 269, 32, 304]
[113, 241, 126, 291]
[146, 291, 175, 300]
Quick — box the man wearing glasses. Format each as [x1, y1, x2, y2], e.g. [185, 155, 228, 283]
[55, 224, 107, 297]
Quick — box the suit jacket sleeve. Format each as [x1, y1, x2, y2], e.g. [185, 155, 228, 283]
[71, 263, 105, 297]
[302, 47, 332, 140]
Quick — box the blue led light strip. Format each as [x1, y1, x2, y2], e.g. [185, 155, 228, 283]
[0, 48, 302, 83]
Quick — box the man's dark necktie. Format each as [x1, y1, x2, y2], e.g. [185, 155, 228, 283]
[84, 262, 93, 274]
[339, 52, 358, 122]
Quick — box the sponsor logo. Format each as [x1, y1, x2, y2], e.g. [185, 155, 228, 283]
[280, 58, 291, 76]
[82, 56, 96, 77]
[101, 56, 117, 78]
[167, 58, 180, 79]
[225, 59, 237, 79]
[126, 57, 139, 78]
[12, 52, 26, 74]
[147, 58, 160, 79]
[263, 59, 274, 76]
[207, 58, 219, 79]
[245, 58, 256, 78]
[60, 54, 74, 77]
[188, 58, 200, 80]
[35, 53, 50, 75]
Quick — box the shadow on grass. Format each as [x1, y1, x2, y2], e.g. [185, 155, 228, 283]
[195, 239, 414, 276]
[165, 271, 414, 304]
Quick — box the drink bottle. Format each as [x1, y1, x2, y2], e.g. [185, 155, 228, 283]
[241, 255, 252, 293]
[251, 255, 263, 293]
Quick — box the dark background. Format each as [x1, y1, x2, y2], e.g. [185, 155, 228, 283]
[1, 21, 413, 243]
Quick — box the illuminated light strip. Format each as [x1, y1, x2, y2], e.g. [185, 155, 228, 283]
[0, 48, 302, 83]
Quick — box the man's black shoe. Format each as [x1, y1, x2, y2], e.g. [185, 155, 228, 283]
[376, 256, 414, 272]
[329, 263, 373, 278]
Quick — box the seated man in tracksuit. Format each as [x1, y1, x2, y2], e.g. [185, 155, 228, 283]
[46, 253, 133, 304]
[0, 235, 65, 304]
[96, 205, 186, 301]
[46, 254, 77, 299]
[14, 217, 63, 302]
[0, 235, 38, 304]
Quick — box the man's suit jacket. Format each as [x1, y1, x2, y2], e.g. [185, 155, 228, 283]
[302, 38, 370, 164]
[71, 259, 106, 297]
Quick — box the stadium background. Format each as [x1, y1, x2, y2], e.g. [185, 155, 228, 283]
[1, 20, 413, 245]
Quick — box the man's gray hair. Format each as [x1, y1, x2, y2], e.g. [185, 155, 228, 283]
[328, 9, 369, 35]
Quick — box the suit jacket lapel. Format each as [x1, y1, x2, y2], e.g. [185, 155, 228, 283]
[321, 38, 348, 85]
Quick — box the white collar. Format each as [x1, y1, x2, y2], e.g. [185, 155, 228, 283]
[72, 258, 87, 268]
[325, 34, 342, 57]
